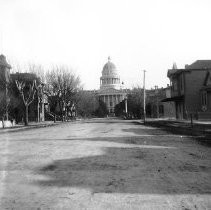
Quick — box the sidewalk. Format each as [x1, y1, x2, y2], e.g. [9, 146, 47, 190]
[143, 118, 211, 137]
[0, 121, 61, 133]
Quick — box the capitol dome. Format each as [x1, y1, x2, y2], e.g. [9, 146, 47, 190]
[102, 57, 118, 76]
[100, 57, 121, 90]
[98, 57, 126, 115]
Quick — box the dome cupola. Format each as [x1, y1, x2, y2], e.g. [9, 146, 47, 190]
[100, 57, 121, 90]
[102, 57, 118, 76]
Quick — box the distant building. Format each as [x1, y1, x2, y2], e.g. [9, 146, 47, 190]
[163, 60, 211, 120]
[97, 57, 126, 114]
[146, 86, 175, 118]
[162, 85, 176, 118]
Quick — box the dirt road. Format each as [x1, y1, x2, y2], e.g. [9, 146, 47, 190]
[0, 118, 210, 209]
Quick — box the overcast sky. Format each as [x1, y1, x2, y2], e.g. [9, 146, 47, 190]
[0, 0, 211, 89]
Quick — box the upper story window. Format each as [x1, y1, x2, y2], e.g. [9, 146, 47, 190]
[201, 91, 207, 106]
[172, 79, 177, 91]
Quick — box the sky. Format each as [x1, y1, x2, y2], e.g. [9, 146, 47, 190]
[0, 0, 211, 90]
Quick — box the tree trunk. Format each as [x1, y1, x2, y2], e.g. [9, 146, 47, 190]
[37, 97, 40, 122]
[25, 105, 29, 126]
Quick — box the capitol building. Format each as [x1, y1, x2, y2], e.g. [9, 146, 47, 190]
[97, 57, 127, 114]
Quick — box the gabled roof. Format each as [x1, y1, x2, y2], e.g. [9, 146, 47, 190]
[167, 69, 180, 77]
[185, 60, 211, 69]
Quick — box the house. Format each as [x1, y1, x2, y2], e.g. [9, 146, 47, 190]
[163, 60, 211, 120]
[146, 86, 175, 118]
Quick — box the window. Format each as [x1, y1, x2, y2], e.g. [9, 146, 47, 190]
[172, 79, 177, 91]
[201, 91, 207, 106]
[159, 105, 164, 115]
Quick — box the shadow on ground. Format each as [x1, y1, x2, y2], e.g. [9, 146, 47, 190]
[34, 135, 211, 194]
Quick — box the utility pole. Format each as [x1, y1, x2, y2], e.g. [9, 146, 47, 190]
[125, 96, 128, 117]
[143, 70, 146, 123]
[155, 85, 159, 118]
[5, 83, 8, 121]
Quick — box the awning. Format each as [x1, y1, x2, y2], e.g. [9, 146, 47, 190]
[161, 95, 184, 102]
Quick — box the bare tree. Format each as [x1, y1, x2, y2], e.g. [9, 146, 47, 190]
[27, 63, 45, 82]
[27, 64, 46, 122]
[75, 90, 99, 117]
[15, 80, 37, 125]
[9, 63, 45, 123]
[45, 65, 81, 120]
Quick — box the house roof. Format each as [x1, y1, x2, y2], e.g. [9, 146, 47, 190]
[10, 72, 41, 84]
[167, 69, 184, 77]
[185, 60, 211, 69]
[167, 60, 211, 78]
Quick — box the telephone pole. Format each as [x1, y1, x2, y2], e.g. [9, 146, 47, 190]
[125, 96, 128, 117]
[155, 85, 159, 118]
[143, 70, 146, 123]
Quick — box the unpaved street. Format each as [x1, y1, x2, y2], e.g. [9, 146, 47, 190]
[0, 118, 211, 210]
